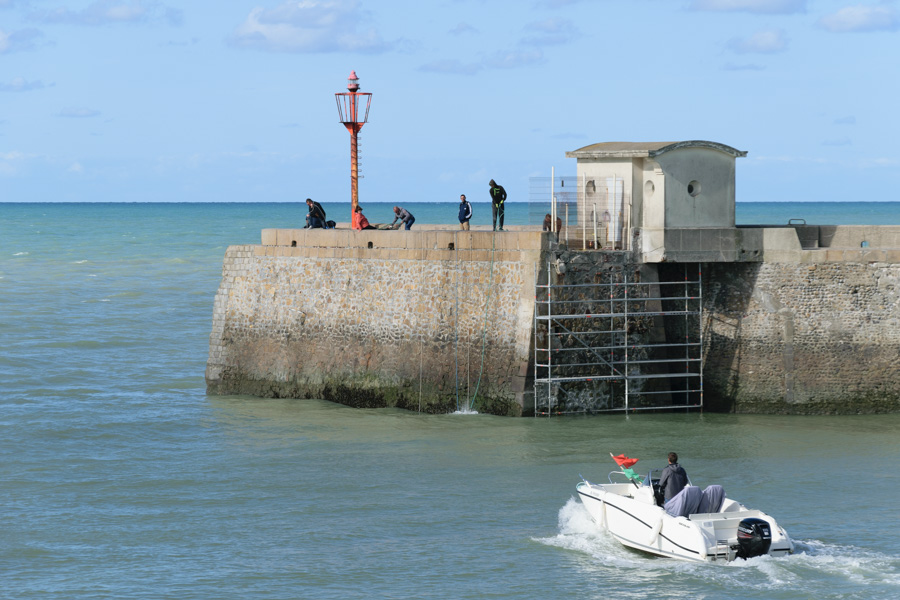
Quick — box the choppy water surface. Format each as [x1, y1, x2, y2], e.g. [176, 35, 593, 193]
[2, 203, 899, 599]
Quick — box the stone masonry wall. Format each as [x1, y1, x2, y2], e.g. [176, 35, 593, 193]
[206, 229, 900, 416]
[206, 234, 545, 416]
[703, 261, 900, 414]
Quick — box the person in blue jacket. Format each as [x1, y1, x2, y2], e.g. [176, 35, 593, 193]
[489, 179, 507, 231]
[458, 194, 473, 230]
[391, 206, 415, 230]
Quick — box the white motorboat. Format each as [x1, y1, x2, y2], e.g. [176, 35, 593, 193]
[576, 459, 794, 563]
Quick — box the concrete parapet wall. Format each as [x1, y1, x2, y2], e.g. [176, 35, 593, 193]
[651, 225, 900, 264]
[206, 230, 549, 415]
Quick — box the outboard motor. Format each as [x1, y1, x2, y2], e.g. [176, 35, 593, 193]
[736, 517, 772, 559]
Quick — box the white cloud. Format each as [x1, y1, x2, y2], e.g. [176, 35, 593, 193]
[418, 59, 482, 75]
[29, 1, 182, 26]
[521, 18, 578, 46]
[449, 22, 477, 35]
[691, 0, 806, 14]
[68, 162, 85, 173]
[59, 107, 101, 118]
[819, 5, 899, 32]
[727, 28, 789, 53]
[0, 27, 42, 53]
[483, 49, 543, 69]
[0, 151, 37, 177]
[0, 77, 50, 92]
[229, 0, 391, 53]
[535, 0, 587, 7]
[723, 62, 766, 70]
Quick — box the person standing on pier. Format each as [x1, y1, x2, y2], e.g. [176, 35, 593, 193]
[391, 206, 416, 230]
[458, 194, 473, 230]
[489, 179, 507, 231]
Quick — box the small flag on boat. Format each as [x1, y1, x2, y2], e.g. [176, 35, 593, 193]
[610, 452, 643, 484]
[611, 453, 639, 468]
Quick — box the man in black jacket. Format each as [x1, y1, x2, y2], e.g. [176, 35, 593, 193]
[659, 452, 689, 504]
[305, 198, 326, 229]
[488, 179, 506, 231]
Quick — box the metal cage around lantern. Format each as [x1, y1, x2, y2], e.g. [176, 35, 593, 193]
[335, 91, 372, 127]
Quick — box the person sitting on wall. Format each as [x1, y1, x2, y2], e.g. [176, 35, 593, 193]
[542, 213, 562, 233]
[391, 206, 415, 230]
[351, 205, 376, 230]
[305, 198, 326, 229]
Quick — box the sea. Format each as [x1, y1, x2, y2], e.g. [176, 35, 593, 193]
[2, 201, 900, 600]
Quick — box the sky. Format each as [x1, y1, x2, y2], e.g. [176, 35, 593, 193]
[1, 0, 898, 204]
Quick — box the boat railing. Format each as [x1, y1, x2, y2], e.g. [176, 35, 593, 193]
[608, 471, 635, 484]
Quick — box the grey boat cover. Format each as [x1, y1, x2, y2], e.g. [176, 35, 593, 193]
[665, 485, 702, 517]
[665, 484, 727, 517]
[698, 485, 726, 513]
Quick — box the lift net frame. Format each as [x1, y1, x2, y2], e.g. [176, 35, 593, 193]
[533, 262, 703, 416]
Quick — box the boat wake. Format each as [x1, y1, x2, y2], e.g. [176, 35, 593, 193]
[536, 498, 900, 597]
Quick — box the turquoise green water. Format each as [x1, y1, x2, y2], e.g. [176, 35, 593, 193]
[2, 203, 900, 599]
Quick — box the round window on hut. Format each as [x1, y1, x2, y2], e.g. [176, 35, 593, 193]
[687, 180, 701, 197]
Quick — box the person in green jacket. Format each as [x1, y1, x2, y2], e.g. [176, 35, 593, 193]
[489, 179, 507, 231]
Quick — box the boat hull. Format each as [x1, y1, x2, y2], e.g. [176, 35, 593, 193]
[576, 481, 793, 563]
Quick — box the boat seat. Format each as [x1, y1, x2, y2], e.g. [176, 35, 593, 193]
[665, 485, 702, 517]
[698, 485, 725, 513]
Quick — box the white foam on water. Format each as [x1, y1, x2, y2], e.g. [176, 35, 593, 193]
[538, 499, 900, 598]
[787, 538, 900, 586]
[13, 252, 29, 256]
[534, 497, 649, 569]
[452, 408, 479, 415]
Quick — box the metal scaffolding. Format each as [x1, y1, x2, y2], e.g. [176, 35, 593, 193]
[533, 261, 704, 416]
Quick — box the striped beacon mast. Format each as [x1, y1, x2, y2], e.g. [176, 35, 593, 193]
[335, 71, 372, 217]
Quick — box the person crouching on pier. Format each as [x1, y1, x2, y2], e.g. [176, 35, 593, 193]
[391, 206, 415, 230]
[305, 198, 326, 229]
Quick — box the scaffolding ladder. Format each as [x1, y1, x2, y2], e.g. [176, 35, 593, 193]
[533, 261, 703, 416]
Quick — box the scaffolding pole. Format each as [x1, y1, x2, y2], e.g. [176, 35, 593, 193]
[533, 262, 703, 415]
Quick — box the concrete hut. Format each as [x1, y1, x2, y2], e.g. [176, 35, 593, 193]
[566, 141, 747, 262]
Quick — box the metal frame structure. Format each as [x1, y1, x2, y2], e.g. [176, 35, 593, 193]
[533, 261, 703, 416]
[335, 71, 372, 214]
[528, 173, 632, 251]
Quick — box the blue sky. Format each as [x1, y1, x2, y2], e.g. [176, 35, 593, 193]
[1, 0, 898, 204]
